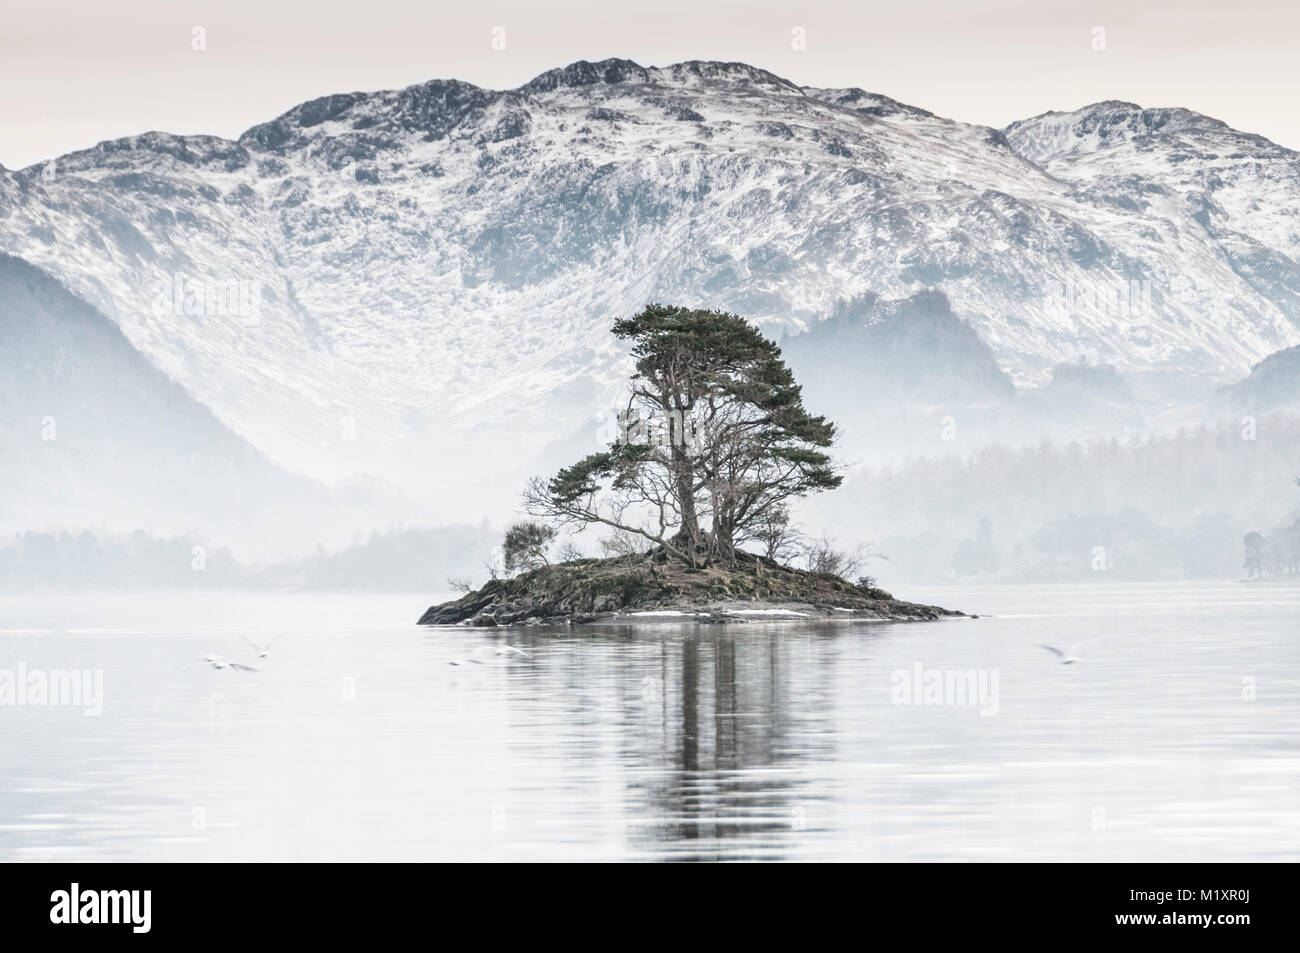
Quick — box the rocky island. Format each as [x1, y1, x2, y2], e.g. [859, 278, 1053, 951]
[420, 304, 961, 627]
[419, 550, 959, 626]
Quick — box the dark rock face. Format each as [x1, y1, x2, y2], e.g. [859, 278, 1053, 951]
[783, 289, 1017, 406]
[417, 553, 960, 626]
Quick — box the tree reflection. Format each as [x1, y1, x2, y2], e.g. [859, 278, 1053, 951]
[621, 626, 839, 861]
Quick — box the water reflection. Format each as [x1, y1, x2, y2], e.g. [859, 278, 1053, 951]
[2, 587, 1298, 861]
[627, 633, 803, 859]
[512, 623, 876, 861]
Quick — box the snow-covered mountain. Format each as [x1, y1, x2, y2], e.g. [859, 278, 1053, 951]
[2, 59, 1298, 511]
[1005, 101, 1300, 348]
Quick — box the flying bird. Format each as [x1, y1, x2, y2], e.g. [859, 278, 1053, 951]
[241, 635, 282, 659]
[185, 654, 259, 672]
[450, 644, 529, 666]
[1037, 641, 1097, 665]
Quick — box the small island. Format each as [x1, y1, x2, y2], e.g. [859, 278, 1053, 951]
[419, 304, 960, 627]
[419, 550, 958, 626]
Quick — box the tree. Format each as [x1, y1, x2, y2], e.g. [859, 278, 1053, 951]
[555, 541, 585, 563]
[1243, 531, 1265, 579]
[746, 506, 803, 564]
[800, 533, 884, 579]
[953, 516, 997, 576]
[526, 305, 841, 566]
[1282, 519, 1300, 576]
[599, 527, 648, 558]
[502, 521, 557, 574]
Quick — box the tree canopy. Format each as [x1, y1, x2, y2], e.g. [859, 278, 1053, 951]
[526, 304, 841, 566]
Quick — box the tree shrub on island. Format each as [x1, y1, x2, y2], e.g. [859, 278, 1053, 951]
[525, 304, 842, 569]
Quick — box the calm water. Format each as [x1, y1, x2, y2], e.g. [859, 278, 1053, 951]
[1, 583, 1298, 862]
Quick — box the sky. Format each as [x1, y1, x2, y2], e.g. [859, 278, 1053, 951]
[2, 0, 1298, 169]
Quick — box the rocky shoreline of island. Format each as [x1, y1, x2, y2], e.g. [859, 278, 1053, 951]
[418, 551, 961, 627]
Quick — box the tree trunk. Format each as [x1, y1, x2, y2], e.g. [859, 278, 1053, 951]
[669, 410, 704, 565]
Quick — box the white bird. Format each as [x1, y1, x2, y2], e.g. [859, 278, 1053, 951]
[241, 635, 282, 659]
[450, 644, 529, 666]
[185, 654, 259, 672]
[1038, 640, 1097, 665]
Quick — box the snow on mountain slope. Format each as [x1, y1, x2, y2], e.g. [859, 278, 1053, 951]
[2, 60, 1298, 506]
[1005, 101, 1300, 330]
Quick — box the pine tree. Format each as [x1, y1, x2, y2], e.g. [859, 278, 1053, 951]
[526, 304, 841, 566]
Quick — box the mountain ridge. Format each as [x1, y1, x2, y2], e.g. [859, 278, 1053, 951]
[31, 61, 1285, 178]
[3, 58, 1298, 508]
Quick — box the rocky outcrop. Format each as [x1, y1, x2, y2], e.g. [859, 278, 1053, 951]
[418, 552, 960, 626]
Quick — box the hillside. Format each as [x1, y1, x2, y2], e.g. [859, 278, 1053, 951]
[2, 60, 1298, 513]
[0, 254, 337, 555]
[1218, 344, 1300, 413]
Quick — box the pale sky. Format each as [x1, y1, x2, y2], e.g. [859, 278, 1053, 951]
[2, 0, 1298, 170]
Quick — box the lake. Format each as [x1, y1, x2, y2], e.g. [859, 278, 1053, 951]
[1, 582, 1297, 861]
